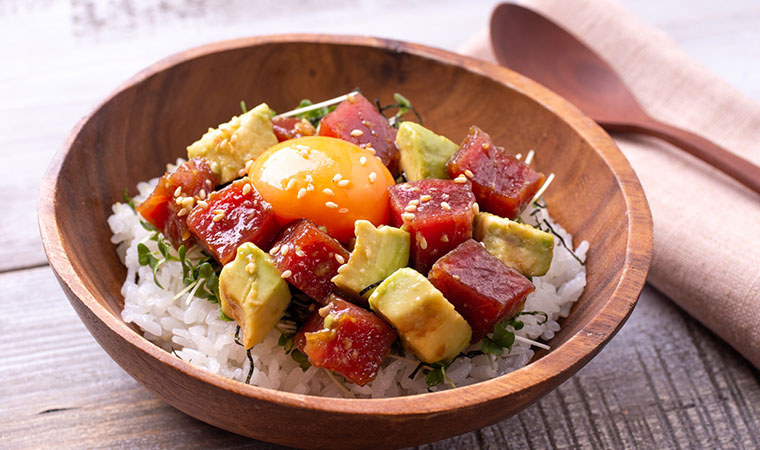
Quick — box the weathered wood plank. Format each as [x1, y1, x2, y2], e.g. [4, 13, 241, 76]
[2, 267, 758, 449]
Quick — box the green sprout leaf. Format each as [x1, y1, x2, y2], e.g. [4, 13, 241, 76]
[377, 92, 423, 128]
[123, 188, 136, 211]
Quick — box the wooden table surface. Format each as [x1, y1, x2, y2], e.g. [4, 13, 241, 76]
[2, 0, 758, 448]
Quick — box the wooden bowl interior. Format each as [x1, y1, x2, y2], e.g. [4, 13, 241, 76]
[46, 38, 643, 448]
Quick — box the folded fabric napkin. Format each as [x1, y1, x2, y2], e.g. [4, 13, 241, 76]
[459, 0, 760, 367]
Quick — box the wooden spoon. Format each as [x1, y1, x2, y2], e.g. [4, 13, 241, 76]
[490, 3, 760, 195]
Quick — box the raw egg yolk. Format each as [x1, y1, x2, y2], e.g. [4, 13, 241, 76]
[249, 136, 395, 242]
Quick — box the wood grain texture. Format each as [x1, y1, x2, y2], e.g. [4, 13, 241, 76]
[3, 269, 758, 449]
[38, 35, 651, 448]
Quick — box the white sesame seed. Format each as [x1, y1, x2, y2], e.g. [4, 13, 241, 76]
[242, 183, 252, 195]
[323, 188, 335, 196]
[359, 156, 367, 166]
[411, 187, 421, 192]
[454, 174, 468, 183]
[420, 194, 432, 203]
[197, 200, 208, 208]
[332, 173, 343, 182]
[482, 142, 490, 149]
[173, 186, 182, 197]
[297, 188, 306, 199]
[335, 254, 345, 264]
[367, 146, 376, 155]
[515, 153, 523, 160]
[295, 249, 306, 257]
[337, 179, 350, 187]
[213, 209, 225, 214]
[181, 197, 195, 209]
[212, 213, 225, 222]
[206, 179, 213, 188]
[245, 262, 256, 274]
[337, 264, 348, 273]
[441, 201, 451, 211]
[472, 203, 480, 214]
[376, 156, 383, 162]
[325, 201, 338, 209]
[286, 178, 296, 190]
[177, 208, 188, 217]
[338, 207, 349, 214]
[408, 199, 419, 206]
[401, 212, 415, 220]
[230, 133, 238, 144]
[199, 189, 206, 200]
[368, 172, 377, 183]
[175, 196, 184, 205]
[238, 167, 247, 177]
[405, 204, 417, 212]
[350, 129, 364, 137]
[464, 169, 474, 179]
[244, 159, 254, 170]
[305, 175, 314, 182]
[281, 270, 293, 279]
[280, 244, 290, 256]
[420, 236, 428, 250]
[269, 245, 281, 255]
[306, 183, 314, 192]
[440, 234, 449, 242]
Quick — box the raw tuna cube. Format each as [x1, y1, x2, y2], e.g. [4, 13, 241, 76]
[388, 179, 477, 274]
[447, 126, 545, 219]
[136, 157, 218, 248]
[270, 219, 350, 302]
[428, 239, 535, 343]
[318, 92, 400, 175]
[295, 294, 397, 386]
[186, 177, 279, 264]
[272, 116, 316, 142]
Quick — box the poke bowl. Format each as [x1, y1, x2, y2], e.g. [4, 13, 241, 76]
[38, 35, 652, 449]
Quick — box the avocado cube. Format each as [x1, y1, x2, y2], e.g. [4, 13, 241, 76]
[331, 220, 410, 301]
[396, 122, 459, 181]
[219, 242, 291, 349]
[368, 268, 471, 363]
[473, 212, 554, 277]
[187, 103, 278, 184]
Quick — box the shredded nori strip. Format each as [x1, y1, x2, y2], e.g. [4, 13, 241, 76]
[359, 279, 384, 297]
[245, 349, 254, 384]
[234, 326, 243, 347]
[542, 219, 586, 266]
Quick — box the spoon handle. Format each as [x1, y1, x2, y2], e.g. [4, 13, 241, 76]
[611, 119, 760, 195]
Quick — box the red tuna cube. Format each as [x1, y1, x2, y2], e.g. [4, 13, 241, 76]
[270, 219, 350, 302]
[136, 157, 218, 248]
[447, 126, 545, 219]
[295, 294, 397, 386]
[388, 179, 477, 274]
[186, 177, 279, 264]
[318, 92, 400, 175]
[272, 116, 316, 142]
[429, 239, 535, 343]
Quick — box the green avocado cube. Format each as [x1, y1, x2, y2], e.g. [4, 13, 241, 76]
[187, 103, 278, 184]
[368, 268, 471, 363]
[396, 121, 459, 181]
[473, 212, 554, 277]
[331, 220, 410, 300]
[219, 242, 291, 349]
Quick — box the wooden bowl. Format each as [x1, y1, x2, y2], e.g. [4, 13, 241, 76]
[39, 35, 652, 449]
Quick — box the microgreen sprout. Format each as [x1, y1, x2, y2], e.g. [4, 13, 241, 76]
[377, 93, 423, 128]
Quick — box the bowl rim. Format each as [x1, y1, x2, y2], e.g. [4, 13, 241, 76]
[39, 33, 652, 416]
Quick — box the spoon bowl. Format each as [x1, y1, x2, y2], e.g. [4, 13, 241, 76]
[491, 3, 760, 194]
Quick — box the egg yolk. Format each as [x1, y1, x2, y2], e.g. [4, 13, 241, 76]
[249, 136, 395, 242]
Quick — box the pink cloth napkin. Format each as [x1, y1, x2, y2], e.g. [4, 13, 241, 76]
[459, 0, 760, 367]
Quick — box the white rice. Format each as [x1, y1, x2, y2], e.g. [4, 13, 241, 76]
[109, 172, 588, 398]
